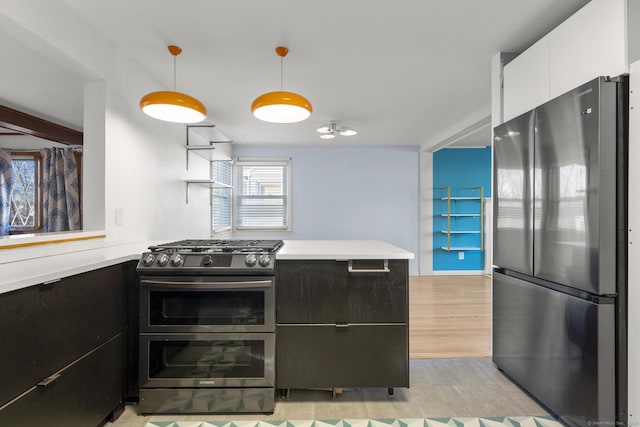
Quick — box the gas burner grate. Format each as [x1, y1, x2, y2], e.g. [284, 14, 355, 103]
[149, 239, 283, 254]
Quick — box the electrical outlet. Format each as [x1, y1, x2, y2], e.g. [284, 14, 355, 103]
[458, 251, 464, 260]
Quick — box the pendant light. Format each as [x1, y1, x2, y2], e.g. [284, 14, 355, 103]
[140, 45, 207, 124]
[251, 46, 312, 123]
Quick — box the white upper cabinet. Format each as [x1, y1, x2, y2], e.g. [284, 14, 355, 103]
[503, 38, 550, 121]
[503, 0, 628, 121]
[549, 0, 627, 98]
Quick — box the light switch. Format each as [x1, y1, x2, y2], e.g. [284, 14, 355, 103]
[115, 208, 124, 225]
[458, 251, 464, 260]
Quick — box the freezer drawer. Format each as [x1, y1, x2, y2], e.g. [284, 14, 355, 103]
[492, 271, 615, 426]
[493, 110, 535, 276]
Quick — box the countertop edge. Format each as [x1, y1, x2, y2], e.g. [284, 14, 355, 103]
[0, 241, 150, 295]
[276, 240, 415, 260]
[1, 239, 415, 295]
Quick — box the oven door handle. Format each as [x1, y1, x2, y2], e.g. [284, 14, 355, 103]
[140, 279, 272, 289]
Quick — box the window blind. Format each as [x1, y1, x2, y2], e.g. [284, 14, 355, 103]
[234, 159, 290, 230]
[211, 160, 232, 233]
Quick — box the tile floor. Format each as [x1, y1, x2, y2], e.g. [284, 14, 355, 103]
[109, 359, 553, 427]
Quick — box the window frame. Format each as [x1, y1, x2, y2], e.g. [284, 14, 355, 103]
[232, 157, 291, 231]
[9, 151, 43, 234]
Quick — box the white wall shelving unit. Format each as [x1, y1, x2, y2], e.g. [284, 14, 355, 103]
[183, 124, 233, 203]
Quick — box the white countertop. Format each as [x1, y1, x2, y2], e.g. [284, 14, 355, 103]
[276, 240, 415, 260]
[0, 241, 151, 295]
[0, 239, 414, 295]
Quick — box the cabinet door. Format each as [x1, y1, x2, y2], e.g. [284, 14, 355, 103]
[277, 324, 408, 388]
[346, 259, 408, 323]
[276, 260, 348, 323]
[276, 259, 408, 324]
[0, 265, 124, 407]
[0, 335, 123, 427]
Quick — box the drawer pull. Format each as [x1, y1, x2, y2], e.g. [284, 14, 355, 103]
[37, 373, 61, 387]
[335, 323, 350, 328]
[348, 259, 390, 273]
[42, 278, 62, 285]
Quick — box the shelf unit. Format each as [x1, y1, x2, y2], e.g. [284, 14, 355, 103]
[183, 123, 233, 203]
[438, 186, 484, 251]
[185, 179, 232, 203]
[184, 123, 232, 170]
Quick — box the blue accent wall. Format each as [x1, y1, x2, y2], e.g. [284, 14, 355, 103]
[433, 147, 491, 271]
[231, 145, 420, 275]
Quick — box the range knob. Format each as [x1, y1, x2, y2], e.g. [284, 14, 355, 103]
[202, 255, 213, 266]
[142, 253, 156, 266]
[170, 253, 184, 266]
[258, 254, 272, 267]
[157, 253, 169, 266]
[244, 253, 258, 267]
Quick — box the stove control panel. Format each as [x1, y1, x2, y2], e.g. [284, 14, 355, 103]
[137, 252, 275, 271]
[258, 254, 271, 267]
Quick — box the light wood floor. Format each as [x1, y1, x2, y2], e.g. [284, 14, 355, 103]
[409, 275, 492, 358]
[109, 275, 550, 426]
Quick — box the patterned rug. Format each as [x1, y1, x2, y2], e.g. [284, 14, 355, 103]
[145, 417, 563, 427]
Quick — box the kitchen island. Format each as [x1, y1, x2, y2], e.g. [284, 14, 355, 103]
[274, 240, 414, 397]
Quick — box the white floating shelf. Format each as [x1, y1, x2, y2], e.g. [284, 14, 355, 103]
[440, 246, 483, 251]
[185, 180, 232, 203]
[439, 213, 481, 217]
[440, 230, 481, 234]
[439, 196, 482, 200]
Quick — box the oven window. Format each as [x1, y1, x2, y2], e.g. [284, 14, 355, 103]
[148, 340, 265, 379]
[150, 291, 265, 326]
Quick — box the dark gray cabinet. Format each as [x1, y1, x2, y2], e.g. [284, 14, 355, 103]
[275, 259, 409, 389]
[0, 265, 125, 426]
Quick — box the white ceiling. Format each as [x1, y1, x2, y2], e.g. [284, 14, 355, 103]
[0, 0, 590, 148]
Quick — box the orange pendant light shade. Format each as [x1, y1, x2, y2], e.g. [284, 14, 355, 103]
[251, 91, 312, 123]
[140, 91, 207, 123]
[140, 45, 207, 124]
[251, 46, 312, 124]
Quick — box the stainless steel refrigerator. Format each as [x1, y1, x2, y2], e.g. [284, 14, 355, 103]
[492, 76, 627, 427]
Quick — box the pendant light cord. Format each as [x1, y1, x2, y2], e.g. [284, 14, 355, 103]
[280, 56, 284, 91]
[173, 55, 177, 91]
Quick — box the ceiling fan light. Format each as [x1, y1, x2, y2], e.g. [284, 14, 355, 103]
[140, 91, 207, 123]
[320, 133, 335, 139]
[316, 125, 333, 134]
[251, 91, 312, 123]
[339, 127, 357, 136]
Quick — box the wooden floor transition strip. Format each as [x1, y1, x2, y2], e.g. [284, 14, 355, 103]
[145, 417, 563, 427]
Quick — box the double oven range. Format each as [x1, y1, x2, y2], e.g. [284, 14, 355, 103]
[136, 239, 283, 414]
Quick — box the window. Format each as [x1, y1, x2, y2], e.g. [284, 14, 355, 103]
[234, 158, 290, 230]
[1, 148, 82, 236]
[211, 160, 232, 234]
[10, 153, 42, 233]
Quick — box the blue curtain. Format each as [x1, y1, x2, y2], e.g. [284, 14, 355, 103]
[41, 148, 81, 232]
[0, 149, 13, 236]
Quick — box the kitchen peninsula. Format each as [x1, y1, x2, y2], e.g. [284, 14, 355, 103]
[0, 239, 414, 423]
[276, 240, 414, 397]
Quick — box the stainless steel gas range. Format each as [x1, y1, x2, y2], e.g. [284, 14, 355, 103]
[136, 239, 283, 414]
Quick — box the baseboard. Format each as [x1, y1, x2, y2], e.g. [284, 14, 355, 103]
[427, 270, 486, 275]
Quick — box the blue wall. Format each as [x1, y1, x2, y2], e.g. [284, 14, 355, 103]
[433, 147, 491, 271]
[231, 145, 420, 274]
